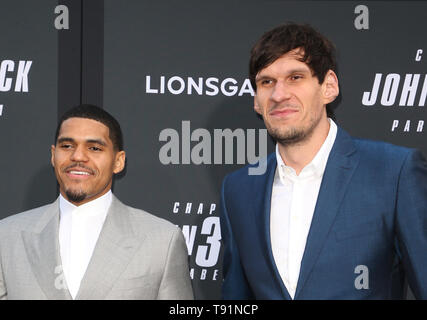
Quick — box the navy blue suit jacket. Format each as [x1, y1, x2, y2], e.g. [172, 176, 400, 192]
[220, 127, 427, 299]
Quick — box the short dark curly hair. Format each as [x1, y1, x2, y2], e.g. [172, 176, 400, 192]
[249, 23, 337, 118]
[55, 104, 124, 151]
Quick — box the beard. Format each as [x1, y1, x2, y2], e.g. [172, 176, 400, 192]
[65, 189, 87, 203]
[265, 113, 321, 146]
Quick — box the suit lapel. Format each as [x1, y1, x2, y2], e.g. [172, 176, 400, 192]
[253, 154, 292, 299]
[21, 200, 72, 300]
[294, 128, 360, 299]
[76, 196, 143, 300]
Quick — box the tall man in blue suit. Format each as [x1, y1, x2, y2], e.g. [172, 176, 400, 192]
[220, 23, 427, 299]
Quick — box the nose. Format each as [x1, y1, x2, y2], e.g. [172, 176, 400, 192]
[70, 145, 89, 162]
[270, 80, 291, 103]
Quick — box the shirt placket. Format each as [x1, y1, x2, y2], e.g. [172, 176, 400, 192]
[288, 175, 303, 297]
[69, 208, 84, 298]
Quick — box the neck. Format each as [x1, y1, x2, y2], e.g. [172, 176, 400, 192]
[278, 118, 330, 175]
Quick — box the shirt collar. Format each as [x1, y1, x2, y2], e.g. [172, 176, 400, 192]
[275, 118, 338, 181]
[59, 190, 113, 218]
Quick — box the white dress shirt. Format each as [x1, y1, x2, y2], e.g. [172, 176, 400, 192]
[59, 190, 112, 299]
[270, 119, 337, 299]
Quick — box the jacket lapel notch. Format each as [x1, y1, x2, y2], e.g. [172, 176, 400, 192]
[294, 128, 360, 299]
[21, 200, 72, 300]
[75, 196, 142, 300]
[254, 154, 292, 299]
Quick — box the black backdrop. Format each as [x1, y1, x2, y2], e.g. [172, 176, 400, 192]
[1, 0, 425, 299]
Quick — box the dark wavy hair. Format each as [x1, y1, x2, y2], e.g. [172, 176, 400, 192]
[249, 23, 337, 118]
[55, 104, 123, 151]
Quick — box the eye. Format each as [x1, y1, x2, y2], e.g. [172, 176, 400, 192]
[60, 144, 73, 149]
[259, 79, 274, 87]
[290, 74, 303, 81]
[89, 146, 102, 151]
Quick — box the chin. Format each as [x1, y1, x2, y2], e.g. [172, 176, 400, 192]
[65, 189, 88, 203]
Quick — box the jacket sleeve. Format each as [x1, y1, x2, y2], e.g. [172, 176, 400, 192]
[157, 226, 194, 300]
[0, 232, 6, 299]
[395, 149, 427, 299]
[220, 174, 254, 299]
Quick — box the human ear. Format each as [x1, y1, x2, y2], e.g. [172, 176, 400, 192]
[323, 70, 339, 104]
[113, 151, 126, 174]
[254, 96, 262, 115]
[50, 145, 56, 167]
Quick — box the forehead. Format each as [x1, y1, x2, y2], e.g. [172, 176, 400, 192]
[258, 50, 311, 76]
[58, 117, 111, 140]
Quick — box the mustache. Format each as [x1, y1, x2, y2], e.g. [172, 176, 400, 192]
[63, 163, 96, 175]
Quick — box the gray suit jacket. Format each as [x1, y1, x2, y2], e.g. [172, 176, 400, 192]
[0, 195, 194, 300]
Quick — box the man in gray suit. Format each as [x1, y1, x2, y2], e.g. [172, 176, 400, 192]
[0, 104, 194, 300]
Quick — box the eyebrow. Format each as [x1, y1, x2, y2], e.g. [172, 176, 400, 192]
[57, 137, 74, 144]
[255, 75, 272, 83]
[256, 68, 310, 81]
[57, 137, 107, 147]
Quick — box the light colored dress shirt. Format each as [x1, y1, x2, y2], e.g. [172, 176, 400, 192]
[59, 190, 112, 299]
[270, 119, 337, 299]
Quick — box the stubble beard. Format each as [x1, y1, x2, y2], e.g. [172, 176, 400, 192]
[65, 189, 88, 203]
[59, 162, 96, 204]
[265, 113, 321, 146]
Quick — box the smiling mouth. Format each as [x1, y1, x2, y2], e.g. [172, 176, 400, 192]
[65, 170, 93, 179]
[269, 108, 299, 117]
[68, 170, 91, 176]
[64, 165, 95, 178]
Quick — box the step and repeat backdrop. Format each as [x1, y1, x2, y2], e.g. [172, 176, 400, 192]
[1, 1, 426, 299]
[0, 0, 58, 215]
[103, 1, 426, 299]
